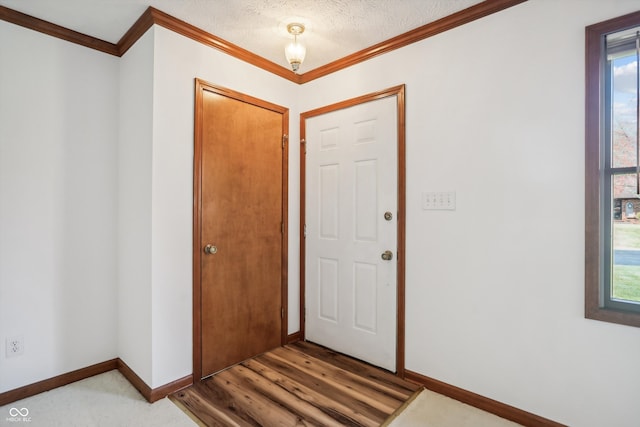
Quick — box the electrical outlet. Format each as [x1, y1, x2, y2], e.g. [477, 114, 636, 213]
[6, 336, 24, 358]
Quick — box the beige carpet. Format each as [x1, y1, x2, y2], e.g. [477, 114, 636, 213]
[0, 371, 197, 427]
[386, 388, 523, 427]
[1, 371, 522, 427]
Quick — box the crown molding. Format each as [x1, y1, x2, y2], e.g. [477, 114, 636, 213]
[116, 5, 155, 56]
[125, 7, 300, 83]
[300, 0, 527, 83]
[0, 5, 119, 55]
[0, 0, 526, 84]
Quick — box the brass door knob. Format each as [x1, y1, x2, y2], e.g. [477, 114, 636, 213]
[381, 250, 393, 261]
[204, 244, 218, 255]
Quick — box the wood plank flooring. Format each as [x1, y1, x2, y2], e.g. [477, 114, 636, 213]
[170, 341, 421, 427]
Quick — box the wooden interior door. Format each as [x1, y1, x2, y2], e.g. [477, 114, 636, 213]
[194, 80, 288, 378]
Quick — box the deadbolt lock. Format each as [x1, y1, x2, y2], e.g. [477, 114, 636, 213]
[384, 211, 393, 221]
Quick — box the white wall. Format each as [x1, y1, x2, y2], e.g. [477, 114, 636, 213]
[0, 21, 118, 392]
[0, 15, 301, 394]
[298, 1, 640, 426]
[3, 2, 640, 425]
[148, 25, 299, 387]
[117, 29, 155, 386]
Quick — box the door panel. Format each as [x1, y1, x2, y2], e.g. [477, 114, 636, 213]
[305, 95, 398, 371]
[197, 84, 286, 378]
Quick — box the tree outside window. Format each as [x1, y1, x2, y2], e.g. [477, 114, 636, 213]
[586, 11, 640, 327]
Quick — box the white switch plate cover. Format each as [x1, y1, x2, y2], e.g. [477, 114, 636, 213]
[422, 191, 456, 210]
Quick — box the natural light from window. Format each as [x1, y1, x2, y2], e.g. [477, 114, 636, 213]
[609, 28, 640, 305]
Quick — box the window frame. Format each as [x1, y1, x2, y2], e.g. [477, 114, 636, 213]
[586, 10, 640, 328]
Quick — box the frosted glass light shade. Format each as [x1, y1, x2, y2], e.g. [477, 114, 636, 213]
[285, 40, 306, 72]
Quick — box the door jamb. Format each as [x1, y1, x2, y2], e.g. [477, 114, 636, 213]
[299, 84, 406, 376]
[193, 78, 289, 381]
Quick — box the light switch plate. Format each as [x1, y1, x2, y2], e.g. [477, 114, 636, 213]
[422, 191, 456, 210]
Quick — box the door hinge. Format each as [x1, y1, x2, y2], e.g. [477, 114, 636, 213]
[301, 139, 306, 154]
[282, 134, 288, 149]
[281, 308, 285, 319]
[304, 224, 308, 238]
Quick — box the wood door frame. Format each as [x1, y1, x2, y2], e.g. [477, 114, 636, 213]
[193, 79, 289, 381]
[299, 85, 406, 376]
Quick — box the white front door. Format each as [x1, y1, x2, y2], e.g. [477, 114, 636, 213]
[304, 95, 398, 371]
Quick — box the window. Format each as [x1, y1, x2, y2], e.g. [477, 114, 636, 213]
[586, 11, 640, 327]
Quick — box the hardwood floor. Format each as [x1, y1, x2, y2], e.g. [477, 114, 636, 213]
[170, 341, 421, 426]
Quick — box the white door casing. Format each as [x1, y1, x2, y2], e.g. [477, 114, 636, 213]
[304, 95, 398, 371]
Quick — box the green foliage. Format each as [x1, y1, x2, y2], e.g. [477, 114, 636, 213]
[613, 223, 640, 302]
[613, 223, 640, 249]
[612, 266, 640, 302]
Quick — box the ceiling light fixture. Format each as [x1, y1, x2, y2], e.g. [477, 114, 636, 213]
[285, 23, 306, 73]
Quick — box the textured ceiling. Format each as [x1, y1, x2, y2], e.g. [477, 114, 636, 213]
[0, 0, 483, 72]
